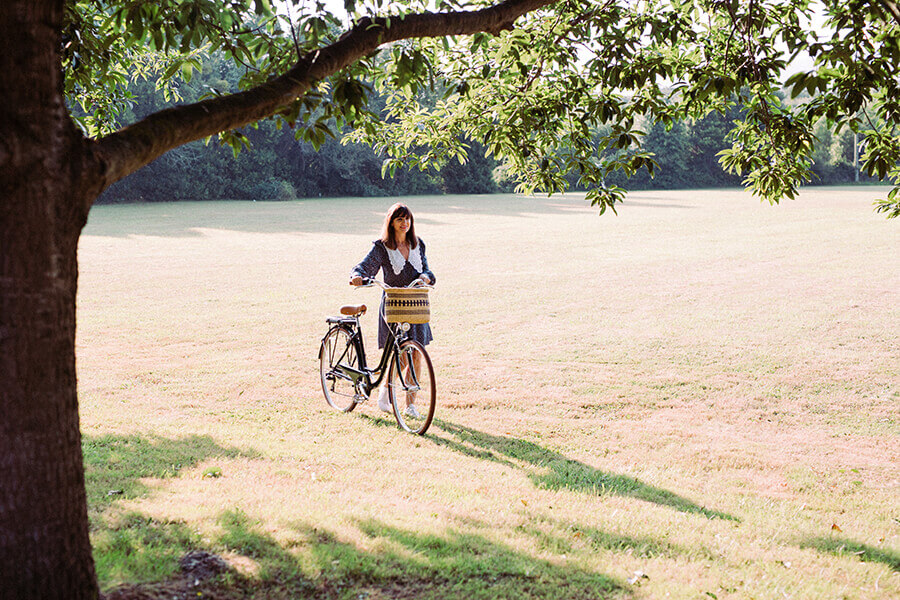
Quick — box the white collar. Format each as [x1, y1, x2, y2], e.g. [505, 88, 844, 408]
[386, 244, 422, 275]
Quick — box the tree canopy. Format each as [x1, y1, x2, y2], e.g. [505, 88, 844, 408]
[91, 45, 870, 203]
[66, 0, 900, 216]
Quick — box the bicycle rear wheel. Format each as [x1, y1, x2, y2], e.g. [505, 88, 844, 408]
[319, 326, 359, 412]
[387, 340, 435, 435]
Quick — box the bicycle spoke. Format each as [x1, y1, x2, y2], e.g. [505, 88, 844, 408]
[388, 340, 435, 435]
[320, 326, 359, 412]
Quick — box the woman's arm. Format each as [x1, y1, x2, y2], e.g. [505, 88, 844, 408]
[419, 239, 435, 285]
[350, 241, 384, 285]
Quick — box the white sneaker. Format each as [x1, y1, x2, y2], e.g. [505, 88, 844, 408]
[404, 404, 422, 419]
[376, 386, 392, 413]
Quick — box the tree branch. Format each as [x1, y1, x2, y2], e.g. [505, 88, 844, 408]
[92, 0, 558, 193]
[877, 0, 900, 27]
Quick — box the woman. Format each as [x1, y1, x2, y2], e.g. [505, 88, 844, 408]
[350, 203, 435, 416]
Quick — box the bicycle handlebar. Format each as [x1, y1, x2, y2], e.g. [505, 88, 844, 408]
[357, 277, 432, 290]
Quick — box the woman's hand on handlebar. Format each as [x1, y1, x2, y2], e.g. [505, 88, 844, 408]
[350, 276, 375, 287]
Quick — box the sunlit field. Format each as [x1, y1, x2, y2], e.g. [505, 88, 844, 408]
[77, 187, 899, 599]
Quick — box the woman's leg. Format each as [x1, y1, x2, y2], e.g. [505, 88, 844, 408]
[397, 348, 422, 407]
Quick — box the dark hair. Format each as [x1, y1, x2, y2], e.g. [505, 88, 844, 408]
[380, 203, 418, 250]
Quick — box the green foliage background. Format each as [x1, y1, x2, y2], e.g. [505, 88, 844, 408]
[95, 51, 865, 204]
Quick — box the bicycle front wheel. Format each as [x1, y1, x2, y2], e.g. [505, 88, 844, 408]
[319, 326, 359, 412]
[387, 340, 435, 435]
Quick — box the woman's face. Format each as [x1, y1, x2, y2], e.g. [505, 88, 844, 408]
[392, 213, 411, 239]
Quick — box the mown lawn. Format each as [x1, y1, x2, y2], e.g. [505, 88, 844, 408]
[78, 188, 899, 599]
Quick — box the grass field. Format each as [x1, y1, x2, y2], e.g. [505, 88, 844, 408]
[77, 188, 899, 599]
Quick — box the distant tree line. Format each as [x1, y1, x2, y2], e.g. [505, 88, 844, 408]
[98, 53, 867, 204]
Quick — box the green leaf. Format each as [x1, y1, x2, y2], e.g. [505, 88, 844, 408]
[254, 0, 272, 16]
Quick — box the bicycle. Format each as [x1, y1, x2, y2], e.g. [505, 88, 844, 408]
[318, 277, 436, 435]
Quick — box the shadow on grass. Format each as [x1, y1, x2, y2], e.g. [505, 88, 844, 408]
[106, 508, 627, 599]
[430, 420, 737, 521]
[82, 433, 259, 586]
[83, 194, 585, 238]
[94, 513, 202, 588]
[218, 510, 623, 599]
[516, 517, 694, 561]
[83, 432, 257, 510]
[801, 536, 900, 572]
[355, 412, 401, 431]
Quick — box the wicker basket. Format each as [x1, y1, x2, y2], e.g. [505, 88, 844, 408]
[384, 287, 431, 324]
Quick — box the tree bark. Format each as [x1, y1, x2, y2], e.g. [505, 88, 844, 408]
[0, 1, 100, 599]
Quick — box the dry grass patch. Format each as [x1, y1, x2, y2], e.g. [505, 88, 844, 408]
[79, 189, 899, 599]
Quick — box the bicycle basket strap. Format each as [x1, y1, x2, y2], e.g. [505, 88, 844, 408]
[384, 287, 430, 324]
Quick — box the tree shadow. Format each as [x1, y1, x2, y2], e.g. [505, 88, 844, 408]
[81, 193, 595, 238]
[105, 508, 629, 598]
[625, 201, 694, 209]
[82, 433, 260, 587]
[219, 510, 624, 599]
[82, 432, 257, 512]
[94, 512, 203, 588]
[800, 536, 900, 572]
[429, 420, 737, 521]
[514, 517, 694, 561]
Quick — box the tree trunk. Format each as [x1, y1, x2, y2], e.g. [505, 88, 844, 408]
[0, 1, 100, 598]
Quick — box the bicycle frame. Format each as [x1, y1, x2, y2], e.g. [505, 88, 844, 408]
[329, 315, 405, 398]
[323, 276, 432, 406]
